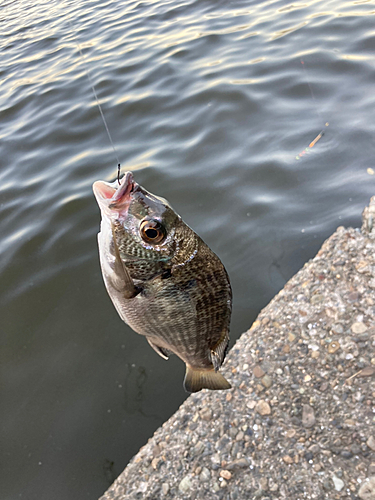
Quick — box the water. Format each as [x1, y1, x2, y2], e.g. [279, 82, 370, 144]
[1, 0, 374, 498]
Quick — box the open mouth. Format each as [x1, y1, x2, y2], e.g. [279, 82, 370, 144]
[93, 171, 135, 210]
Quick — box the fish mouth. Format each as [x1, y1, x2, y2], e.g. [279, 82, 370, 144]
[93, 171, 135, 214]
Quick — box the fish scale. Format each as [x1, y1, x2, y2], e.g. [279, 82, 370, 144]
[93, 172, 232, 392]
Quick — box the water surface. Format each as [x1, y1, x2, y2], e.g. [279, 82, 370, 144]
[1, 0, 375, 498]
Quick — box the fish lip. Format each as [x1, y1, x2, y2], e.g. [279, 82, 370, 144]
[110, 171, 134, 207]
[93, 171, 135, 215]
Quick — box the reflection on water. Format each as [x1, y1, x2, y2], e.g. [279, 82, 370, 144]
[1, 0, 375, 499]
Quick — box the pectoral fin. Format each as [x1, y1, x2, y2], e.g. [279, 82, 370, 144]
[147, 338, 171, 360]
[110, 223, 138, 299]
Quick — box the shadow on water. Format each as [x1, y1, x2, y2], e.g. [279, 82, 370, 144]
[122, 363, 163, 421]
[268, 244, 289, 286]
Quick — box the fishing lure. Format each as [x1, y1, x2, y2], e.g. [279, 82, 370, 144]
[296, 123, 329, 160]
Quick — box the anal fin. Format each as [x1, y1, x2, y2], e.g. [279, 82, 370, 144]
[147, 338, 171, 360]
[183, 365, 231, 393]
[210, 330, 230, 371]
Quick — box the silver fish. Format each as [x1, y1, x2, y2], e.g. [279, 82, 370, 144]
[93, 172, 232, 392]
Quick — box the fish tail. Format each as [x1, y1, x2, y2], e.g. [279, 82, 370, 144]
[183, 365, 231, 393]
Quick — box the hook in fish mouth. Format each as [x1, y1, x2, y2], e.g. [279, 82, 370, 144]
[93, 171, 135, 212]
[110, 171, 134, 208]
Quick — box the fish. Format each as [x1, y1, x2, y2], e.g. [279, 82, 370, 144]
[93, 171, 232, 392]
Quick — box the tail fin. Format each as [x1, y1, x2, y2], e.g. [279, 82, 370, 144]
[184, 365, 231, 393]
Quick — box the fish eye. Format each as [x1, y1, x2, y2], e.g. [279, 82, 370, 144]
[140, 219, 166, 244]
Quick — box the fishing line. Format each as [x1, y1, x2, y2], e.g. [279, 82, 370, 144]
[68, 18, 121, 183]
[295, 60, 329, 160]
[300, 60, 323, 123]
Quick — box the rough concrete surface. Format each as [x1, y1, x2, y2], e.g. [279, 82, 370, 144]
[100, 196, 375, 500]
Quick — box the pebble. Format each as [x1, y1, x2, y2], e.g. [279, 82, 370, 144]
[348, 291, 361, 302]
[351, 444, 362, 455]
[308, 444, 320, 454]
[259, 477, 268, 490]
[199, 467, 211, 482]
[328, 341, 340, 354]
[230, 486, 240, 500]
[367, 436, 375, 451]
[151, 457, 162, 470]
[311, 294, 324, 304]
[199, 408, 213, 421]
[358, 477, 375, 500]
[137, 482, 147, 493]
[253, 365, 265, 378]
[331, 324, 344, 334]
[217, 435, 230, 451]
[212, 482, 220, 493]
[226, 458, 249, 470]
[220, 470, 232, 480]
[236, 431, 244, 441]
[283, 455, 294, 464]
[302, 404, 316, 428]
[191, 441, 205, 457]
[161, 483, 169, 495]
[354, 333, 369, 342]
[179, 475, 192, 493]
[261, 374, 272, 388]
[332, 475, 345, 492]
[323, 479, 331, 490]
[352, 322, 368, 334]
[320, 381, 328, 391]
[359, 367, 375, 377]
[269, 482, 279, 492]
[255, 400, 271, 416]
[229, 427, 237, 438]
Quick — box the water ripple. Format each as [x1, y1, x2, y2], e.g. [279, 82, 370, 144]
[1, 0, 375, 498]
